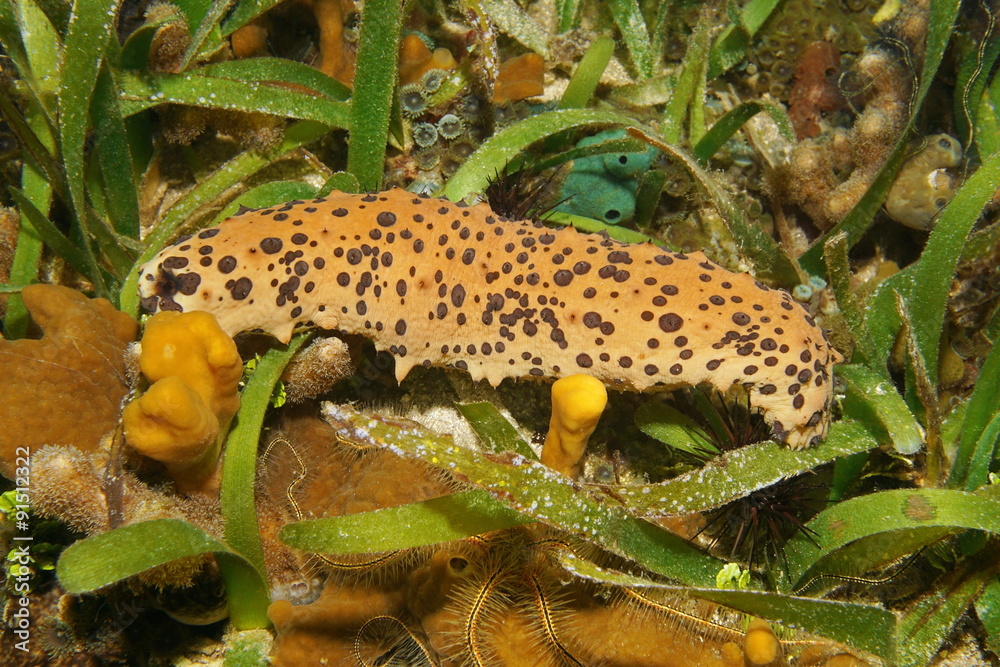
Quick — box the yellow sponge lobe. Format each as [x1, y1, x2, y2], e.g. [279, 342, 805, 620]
[123, 376, 219, 467]
[744, 618, 781, 666]
[124, 311, 242, 494]
[541, 374, 607, 478]
[138, 311, 242, 425]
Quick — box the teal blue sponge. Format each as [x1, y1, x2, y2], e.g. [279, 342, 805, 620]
[556, 129, 657, 225]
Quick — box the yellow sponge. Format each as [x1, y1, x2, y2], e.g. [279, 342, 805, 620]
[138, 310, 242, 425]
[124, 311, 242, 494]
[123, 376, 220, 469]
[540, 375, 607, 478]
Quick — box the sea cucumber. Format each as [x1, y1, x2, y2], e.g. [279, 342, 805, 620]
[137, 188, 842, 448]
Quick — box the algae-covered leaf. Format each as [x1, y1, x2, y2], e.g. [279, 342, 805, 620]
[280, 490, 533, 553]
[457, 402, 536, 459]
[945, 305, 1000, 490]
[59, 0, 122, 238]
[839, 364, 924, 455]
[661, 9, 711, 144]
[705, 0, 782, 79]
[529, 135, 649, 173]
[558, 552, 895, 662]
[220, 0, 284, 36]
[633, 168, 667, 229]
[443, 109, 641, 201]
[824, 232, 883, 373]
[15, 0, 61, 103]
[634, 402, 718, 458]
[0, 84, 61, 198]
[321, 171, 362, 195]
[555, 0, 580, 32]
[896, 554, 998, 667]
[4, 109, 52, 339]
[784, 488, 1000, 589]
[952, 2, 1000, 149]
[220, 334, 308, 628]
[976, 74, 1000, 157]
[92, 65, 140, 240]
[905, 151, 1000, 386]
[860, 264, 913, 373]
[481, 0, 549, 59]
[223, 335, 309, 577]
[320, 404, 722, 587]
[58, 519, 235, 592]
[178, 0, 235, 70]
[558, 36, 614, 109]
[9, 187, 94, 282]
[977, 577, 1000, 656]
[57, 518, 269, 629]
[618, 420, 877, 516]
[692, 102, 794, 165]
[606, 0, 653, 78]
[117, 70, 351, 127]
[347, 0, 401, 191]
[953, 412, 1000, 493]
[201, 58, 352, 101]
[541, 211, 654, 244]
[628, 127, 800, 286]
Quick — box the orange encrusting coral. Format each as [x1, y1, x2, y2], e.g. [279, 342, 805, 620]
[230, 19, 269, 59]
[135, 310, 242, 424]
[0, 285, 137, 480]
[123, 376, 221, 468]
[256, 407, 458, 592]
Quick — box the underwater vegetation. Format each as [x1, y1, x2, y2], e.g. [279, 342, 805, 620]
[0, 0, 999, 665]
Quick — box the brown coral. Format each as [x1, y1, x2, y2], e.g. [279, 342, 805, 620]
[269, 520, 833, 666]
[256, 406, 457, 592]
[0, 285, 137, 480]
[230, 18, 270, 59]
[261, 407, 864, 666]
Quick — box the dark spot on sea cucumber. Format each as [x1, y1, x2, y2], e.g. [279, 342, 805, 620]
[230, 277, 252, 300]
[218, 256, 237, 273]
[659, 313, 683, 332]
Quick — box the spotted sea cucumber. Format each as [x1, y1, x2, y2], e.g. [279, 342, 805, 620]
[137, 188, 842, 448]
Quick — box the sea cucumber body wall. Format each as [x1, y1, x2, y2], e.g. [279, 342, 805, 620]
[138, 188, 841, 448]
